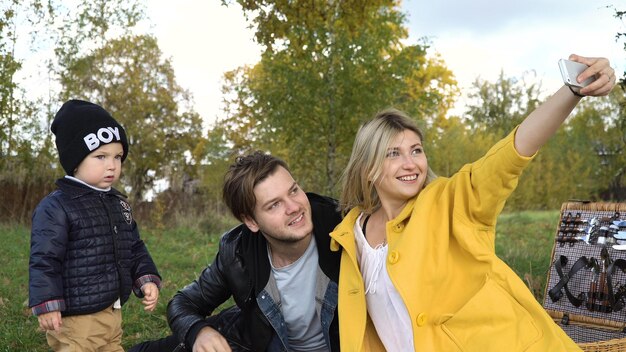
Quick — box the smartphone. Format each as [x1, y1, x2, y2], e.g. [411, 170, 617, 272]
[558, 59, 596, 88]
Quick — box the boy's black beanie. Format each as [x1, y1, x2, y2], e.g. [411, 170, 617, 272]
[51, 99, 128, 175]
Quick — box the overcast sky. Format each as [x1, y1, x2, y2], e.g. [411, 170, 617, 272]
[404, 0, 624, 100]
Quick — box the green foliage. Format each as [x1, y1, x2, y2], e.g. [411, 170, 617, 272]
[615, 7, 626, 87]
[49, 0, 204, 202]
[512, 89, 625, 208]
[0, 1, 205, 205]
[0, 2, 61, 222]
[50, 0, 145, 69]
[1, 0, 624, 223]
[427, 115, 493, 177]
[572, 88, 626, 200]
[219, 0, 458, 195]
[70, 34, 203, 202]
[452, 71, 625, 210]
[0, 3, 24, 161]
[0, 2, 24, 161]
[465, 70, 542, 136]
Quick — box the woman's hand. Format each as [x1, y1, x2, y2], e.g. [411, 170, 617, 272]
[570, 54, 616, 97]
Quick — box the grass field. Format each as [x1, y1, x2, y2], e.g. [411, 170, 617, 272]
[0, 210, 560, 351]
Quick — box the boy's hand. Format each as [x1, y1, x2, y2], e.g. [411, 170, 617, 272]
[37, 311, 62, 332]
[141, 282, 159, 311]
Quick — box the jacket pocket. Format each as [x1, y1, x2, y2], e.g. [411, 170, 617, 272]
[440, 277, 541, 352]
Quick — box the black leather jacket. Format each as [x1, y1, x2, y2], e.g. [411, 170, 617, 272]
[167, 193, 342, 351]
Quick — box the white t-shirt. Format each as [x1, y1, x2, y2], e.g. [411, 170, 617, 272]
[355, 212, 414, 351]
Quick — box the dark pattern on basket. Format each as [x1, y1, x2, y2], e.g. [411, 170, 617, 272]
[543, 202, 626, 349]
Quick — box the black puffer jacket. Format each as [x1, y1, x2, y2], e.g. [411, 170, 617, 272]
[167, 193, 342, 351]
[29, 177, 160, 316]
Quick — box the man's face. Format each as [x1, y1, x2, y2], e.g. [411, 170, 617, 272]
[243, 166, 313, 246]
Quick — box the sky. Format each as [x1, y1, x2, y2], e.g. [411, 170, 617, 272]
[143, 0, 625, 126]
[404, 0, 624, 109]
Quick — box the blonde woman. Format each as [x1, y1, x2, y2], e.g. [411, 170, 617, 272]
[331, 54, 615, 351]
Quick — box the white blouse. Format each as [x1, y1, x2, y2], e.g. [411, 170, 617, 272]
[354, 213, 414, 351]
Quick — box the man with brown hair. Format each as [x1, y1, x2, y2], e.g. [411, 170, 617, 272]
[131, 151, 341, 352]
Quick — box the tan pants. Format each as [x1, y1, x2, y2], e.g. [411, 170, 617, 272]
[46, 306, 124, 352]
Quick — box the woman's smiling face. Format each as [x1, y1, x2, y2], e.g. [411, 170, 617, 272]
[375, 129, 428, 207]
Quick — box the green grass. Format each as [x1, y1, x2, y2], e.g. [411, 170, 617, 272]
[0, 210, 562, 350]
[495, 210, 560, 301]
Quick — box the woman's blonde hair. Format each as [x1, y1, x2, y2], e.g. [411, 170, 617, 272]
[339, 108, 437, 215]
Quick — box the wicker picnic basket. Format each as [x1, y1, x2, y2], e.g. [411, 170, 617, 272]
[543, 201, 626, 351]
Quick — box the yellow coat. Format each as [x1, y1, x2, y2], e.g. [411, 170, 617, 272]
[330, 130, 581, 352]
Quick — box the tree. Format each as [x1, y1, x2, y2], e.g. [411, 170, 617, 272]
[465, 70, 542, 136]
[483, 83, 624, 209]
[427, 115, 476, 178]
[47, 1, 203, 202]
[0, 3, 21, 163]
[615, 7, 626, 87]
[194, 122, 236, 213]
[0, 1, 49, 171]
[0, 1, 61, 222]
[219, 0, 458, 195]
[567, 89, 625, 201]
[58, 34, 203, 201]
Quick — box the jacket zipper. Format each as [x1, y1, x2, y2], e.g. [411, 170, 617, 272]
[99, 193, 123, 299]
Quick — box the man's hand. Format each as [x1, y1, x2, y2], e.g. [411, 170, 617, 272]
[37, 311, 62, 332]
[193, 326, 232, 352]
[141, 282, 159, 312]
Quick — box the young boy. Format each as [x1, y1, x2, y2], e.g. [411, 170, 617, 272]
[29, 99, 161, 351]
